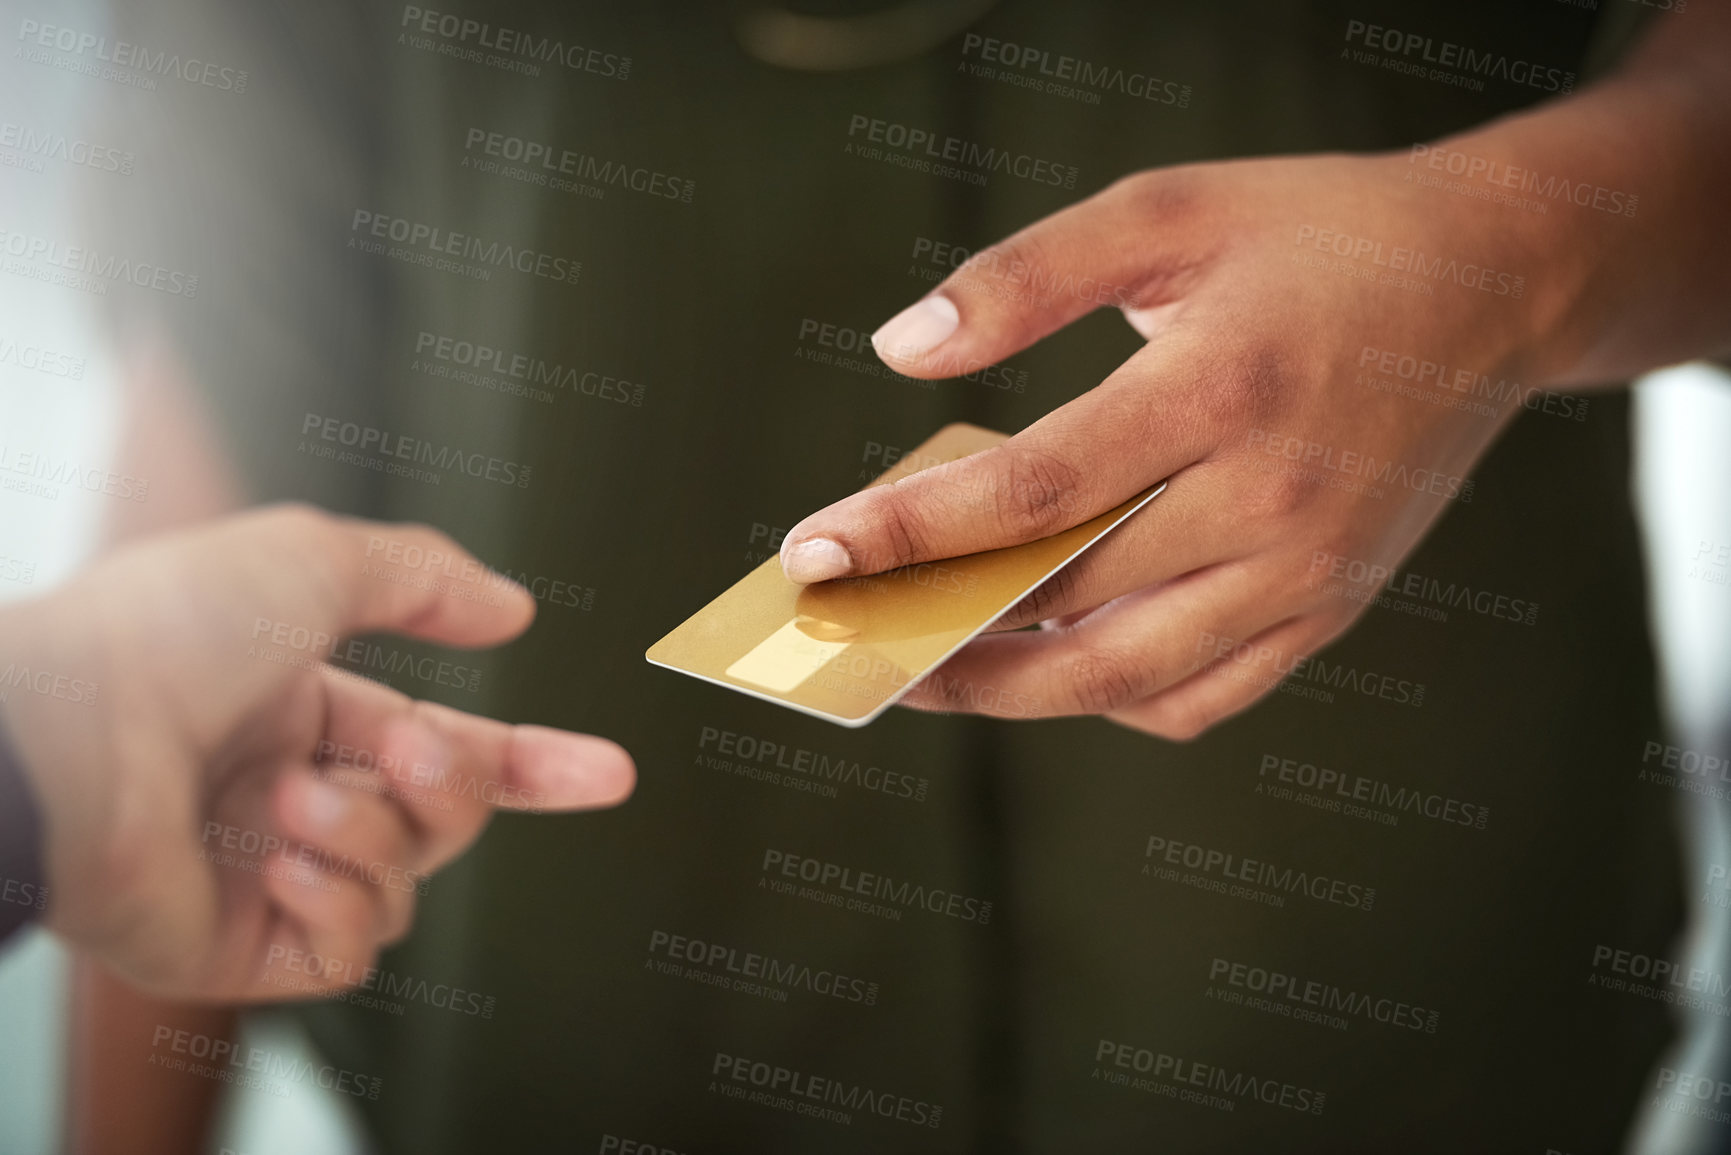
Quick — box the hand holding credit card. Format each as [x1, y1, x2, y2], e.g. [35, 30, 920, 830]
[646, 424, 1164, 726]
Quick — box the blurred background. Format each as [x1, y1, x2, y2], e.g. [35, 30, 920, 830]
[3, 1, 1729, 1151]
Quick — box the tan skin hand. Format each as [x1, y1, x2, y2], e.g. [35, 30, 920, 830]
[778, 3, 1731, 739]
[0, 504, 634, 1001]
[777, 152, 1545, 737]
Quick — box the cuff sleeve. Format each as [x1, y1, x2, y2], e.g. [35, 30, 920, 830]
[0, 721, 48, 945]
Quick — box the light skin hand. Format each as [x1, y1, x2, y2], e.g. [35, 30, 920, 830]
[777, 6, 1731, 739]
[0, 504, 635, 1001]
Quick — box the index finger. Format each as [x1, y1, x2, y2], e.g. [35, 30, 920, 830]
[778, 338, 1215, 583]
[225, 504, 539, 650]
[314, 670, 635, 873]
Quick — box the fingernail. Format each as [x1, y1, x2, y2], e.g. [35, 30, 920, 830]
[780, 537, 852, 584]
[871, 295, 958, 363]
[299, 778, 350, 833]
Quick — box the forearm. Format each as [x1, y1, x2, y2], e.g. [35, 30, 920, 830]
[68, 961, 234, 1155]
[1435, 2, 1731, 387]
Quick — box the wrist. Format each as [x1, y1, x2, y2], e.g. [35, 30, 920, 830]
[1342, 146, 1576, 411]
[0, 593, 104, 799]
[0, 591, 120, 939]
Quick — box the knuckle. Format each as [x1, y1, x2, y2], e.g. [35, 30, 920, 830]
[259, 502, 338, 557]
[1208, 340, 1293, 428]
[256, 502, 349, 603]
[865, 488, 938, 571]
[1060, 646, 1158, 714]
[1002, 566, 1078, 630]
[1307, 533, 1360, 573]
[1147, 699, 1216, 742]
[1243, 466, 1315, 523]
[266, 500, 328, 528]
[989, 447, 1084, 540]
[1233, 343, 1293, 419]
[1103, 168, 1199, 226]
[957, 234, 1053, 298]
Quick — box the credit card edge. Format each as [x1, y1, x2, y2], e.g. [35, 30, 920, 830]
[641, 479, 1166, 728]
[643, 654, 881, 728]
[862, 480, 1167, 716]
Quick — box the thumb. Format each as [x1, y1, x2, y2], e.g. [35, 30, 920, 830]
[244, 504, 537, 650]
[870, 171, 1201, 376]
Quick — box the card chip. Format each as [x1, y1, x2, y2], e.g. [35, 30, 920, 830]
[725, 619, 853, 692]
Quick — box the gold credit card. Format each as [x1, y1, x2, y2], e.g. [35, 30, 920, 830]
[646, 423, 1164, 727]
